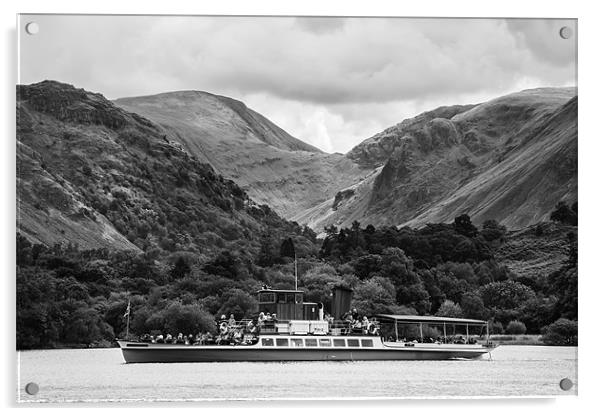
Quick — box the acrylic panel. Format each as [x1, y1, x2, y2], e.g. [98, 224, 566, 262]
[16, 14, 577, 402]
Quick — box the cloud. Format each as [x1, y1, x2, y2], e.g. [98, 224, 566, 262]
[294, 17, 347, 35]
[19, 15, 577, 153]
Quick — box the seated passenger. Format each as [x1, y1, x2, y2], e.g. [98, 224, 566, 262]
[165, 334, 173, 344]
[232, 329, 243, 345]
[219, 321, 229, 338]
[342, 310, 353, 322]
[258, 312, 266, 326]
[228, 314, 237, 328]
[156, 334, 164, 343]
[176, 333, 185, 344]
[272, 314, 278, 323]
[361, 316, 370, 334]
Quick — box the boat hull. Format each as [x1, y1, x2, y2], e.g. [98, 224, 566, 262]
[118, 341, 492, 363]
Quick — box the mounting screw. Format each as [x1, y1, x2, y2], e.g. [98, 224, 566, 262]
[25, 22, 39, 35]
[25, 382, 39, 395]
[559, 26, 573, 40]
[559, 378, 573, 391]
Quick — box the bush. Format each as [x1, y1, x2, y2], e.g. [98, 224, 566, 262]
[542, 318, 578, 346]
[505, 320, 527, 335]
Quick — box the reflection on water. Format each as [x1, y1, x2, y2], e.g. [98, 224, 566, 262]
[17, 345, 577, 402]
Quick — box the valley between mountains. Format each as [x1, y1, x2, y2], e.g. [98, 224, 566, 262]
[116, 86, 577, 234]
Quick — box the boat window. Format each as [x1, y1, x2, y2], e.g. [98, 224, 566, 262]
[291, 338, 303, 347]
[319, 339, 331, 347]
[277, 293, 287, 303]
[295, 293, 303, 304]
[276, 338, 289, 347]
[286, 293, 295, 303]
[347, 339, 360, 347]
[259, 293, 275, 303]
[261, 338, 274, 346]
[305, 338, 318, 347]
[333, 339, 346, 347]
[361, 339, 374, 347]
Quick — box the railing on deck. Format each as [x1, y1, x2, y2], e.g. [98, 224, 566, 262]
[138, 318, 382, 346]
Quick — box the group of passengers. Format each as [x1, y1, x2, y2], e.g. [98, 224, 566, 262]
[391, 335, 478, 344]
[139, 332, 213, 345]
[138, 312, 259, 346]
[340, 308, 379, 335]
[215, 313, 260, 346]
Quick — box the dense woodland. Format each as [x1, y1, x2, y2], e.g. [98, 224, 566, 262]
[17, 204, 577, 349]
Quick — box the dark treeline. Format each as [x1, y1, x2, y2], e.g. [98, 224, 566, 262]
[16, 214, 577, 349]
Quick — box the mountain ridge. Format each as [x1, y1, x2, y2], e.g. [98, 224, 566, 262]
[113, 90, 371, 219]
[295, 87, 577, 232]
[17, 80, 311, 254]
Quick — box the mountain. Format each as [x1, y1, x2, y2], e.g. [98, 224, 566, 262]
[16, 81, 309, 254]
[114, 92, 370, 219]
[294, 88, 577, 231]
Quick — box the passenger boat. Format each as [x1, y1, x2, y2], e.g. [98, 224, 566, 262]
[117, 287, 495, 363]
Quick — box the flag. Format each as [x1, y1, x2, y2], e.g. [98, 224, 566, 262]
[123, 300, 131, 318]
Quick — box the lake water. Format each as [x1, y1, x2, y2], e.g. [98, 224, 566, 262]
[17, 345, 577, 402]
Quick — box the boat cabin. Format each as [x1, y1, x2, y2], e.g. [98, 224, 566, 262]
[376, 314, 489, 344]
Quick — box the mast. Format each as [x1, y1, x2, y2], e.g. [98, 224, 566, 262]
[294, 252, 298, 291]
[124, 298, 131, 340]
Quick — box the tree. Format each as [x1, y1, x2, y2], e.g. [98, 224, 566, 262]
[162, 301, 216, 335]
[257, 233, 276, 267]
[460, 292, 488, 320]
[541, 318, 578, 346]
[352, 276, 399, 316]
[454, 214, 478, 238]
[550, 201, 577, 226]
[170, 256, 191, 280]
[203, 250, 248, 280]
[505, 320, 527, 335]
[479, 280, 536, 310]
[280, 237, 296, 260]
[481, 220, 507, 242]
[217, 288, 258, 318]
[435, 300, 463, 318]
[549, 238, 577, 320]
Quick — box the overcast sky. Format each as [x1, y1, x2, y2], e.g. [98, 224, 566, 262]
[19, 15, 576, 153]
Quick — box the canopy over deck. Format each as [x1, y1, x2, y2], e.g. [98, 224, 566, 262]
[376, 314, 487, 325]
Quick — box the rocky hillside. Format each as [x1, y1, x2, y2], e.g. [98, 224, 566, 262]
[17, 81, 309, 254]
[114, 92, 370, 219]
[295, 88, 577, 232]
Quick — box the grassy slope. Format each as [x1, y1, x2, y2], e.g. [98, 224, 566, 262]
[494, 221, 576, 281]
[114, 92, 371, 220]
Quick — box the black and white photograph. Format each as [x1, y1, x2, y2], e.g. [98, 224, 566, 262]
[14, 10, 578, 403]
